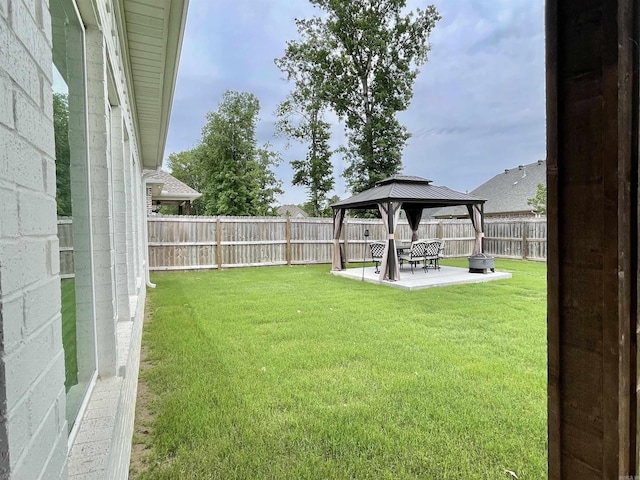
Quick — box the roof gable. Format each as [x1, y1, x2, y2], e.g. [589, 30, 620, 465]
[145, 169, 202, 201]
[433, 160, 546, 217]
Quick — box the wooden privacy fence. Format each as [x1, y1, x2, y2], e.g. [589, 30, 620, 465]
[145, 215, 547, 272]
[57, 216, 547, 275]
[58, 218, 74, 279]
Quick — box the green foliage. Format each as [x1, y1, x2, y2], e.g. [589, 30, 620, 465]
[133, 260, 547, 479]
[168, 91, 283, 216]
[527, 183, 547, 214]
[299, 193, 341, 217]
[167, 147, 206, 215]
[275, 98, 334, 217]
[284, 0, 440, 194]
[275, 32, 335, 217]
[53, 92, 72, 216]
[61, 279, 78, 391]
[203, 91, 282, 215]
[253, 146, 285, 216]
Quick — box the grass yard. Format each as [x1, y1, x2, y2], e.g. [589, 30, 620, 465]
[131, 259, 547, 479]
[61, 278, 78, 391]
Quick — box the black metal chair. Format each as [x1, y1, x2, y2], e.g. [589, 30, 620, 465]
[398, 240, 429, 274]
[369, 241, 385, 273]
[424, 239, 443, 270]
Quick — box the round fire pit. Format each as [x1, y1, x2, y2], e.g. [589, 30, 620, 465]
[468, 253, 495, 274]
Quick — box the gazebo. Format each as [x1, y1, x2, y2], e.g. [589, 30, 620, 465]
[331, 175, 486, 281]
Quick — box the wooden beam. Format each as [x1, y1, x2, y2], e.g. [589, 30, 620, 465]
[547, 0, 638, 477]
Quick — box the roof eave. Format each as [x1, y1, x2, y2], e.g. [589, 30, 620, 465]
[120, 0, 190, 169]
[155, 192, 202, 201]
[332, 198, 486, 210]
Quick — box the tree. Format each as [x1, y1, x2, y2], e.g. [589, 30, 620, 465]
[252, 146, 284, 216]
[298, 194, 342, 217]
[275, 34, 335, 217]
[527, 183, 547, 215]
[166, 146, 206, 215]
[53, 92, 71, 216]
[198, 91, 283, 216]
[275, 97, 334, 217]
[284, 0, 440, 194]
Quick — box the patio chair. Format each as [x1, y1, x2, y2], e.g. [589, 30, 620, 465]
[424, 239, 443, 270]
[398, 240, 429, 274]
[369, 241, 385, 274]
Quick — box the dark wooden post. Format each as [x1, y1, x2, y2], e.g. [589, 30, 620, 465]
[547, 1, 638, 478]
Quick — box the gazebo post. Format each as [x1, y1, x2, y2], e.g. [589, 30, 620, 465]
[378, 201, 402, 281]
[387, 201, 397, 281]
[331, 208, 346, 270]
[467, 203, 484, 255]
[480, 203, 485, 253]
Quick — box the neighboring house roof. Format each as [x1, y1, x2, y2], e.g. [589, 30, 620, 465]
[277, 205, 308, 218]
[332, 174, 485, 210]
[432, 160, 546, 218]
[145, 169, 202, 203]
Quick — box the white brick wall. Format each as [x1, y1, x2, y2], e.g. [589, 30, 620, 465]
[110, 106, 131, 322]
[3, 0, 169, 476]
[0, 2, 68, 480]
[124, 138, 136, 297]
[86, 28, 118, 378]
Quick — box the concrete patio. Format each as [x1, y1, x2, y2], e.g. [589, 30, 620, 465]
[331, 264, 512, 290]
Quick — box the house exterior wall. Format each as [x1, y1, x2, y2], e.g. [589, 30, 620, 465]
[0, 0, 69, 478]
[0, 0, 155, 478]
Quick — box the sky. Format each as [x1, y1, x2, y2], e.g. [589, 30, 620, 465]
[164, 0, 546, 206]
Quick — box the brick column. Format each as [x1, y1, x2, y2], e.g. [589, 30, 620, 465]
[85, 27, 118, 377]
[110, 106, 131, 322]
[131, 160, 143, 286]
[123, 136, 136, 296]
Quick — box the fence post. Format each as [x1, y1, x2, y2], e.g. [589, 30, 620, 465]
[286, 218, 292, 265]
[437, 220, 444, 240]
[216, 217, 222, 268]
[521, 221, 527, 260]
[343, 218, 350, 264]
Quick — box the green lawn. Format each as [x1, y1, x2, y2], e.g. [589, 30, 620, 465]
[61, 278, 78, 391]
[132, 259, 547, 479]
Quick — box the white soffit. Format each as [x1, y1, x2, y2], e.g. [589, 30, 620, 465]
[122, 0, 188, 168]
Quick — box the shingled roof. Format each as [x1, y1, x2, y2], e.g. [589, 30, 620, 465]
[145, 169, 202, 202]
[432, 160, 546, 218]
[332, 174, 485, 210]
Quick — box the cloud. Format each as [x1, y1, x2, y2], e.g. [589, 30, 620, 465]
[165, 0, 546, 206]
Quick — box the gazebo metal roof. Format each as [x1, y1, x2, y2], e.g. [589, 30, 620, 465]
[331, 175, 486, 210]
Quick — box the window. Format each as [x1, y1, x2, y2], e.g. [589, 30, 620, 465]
[51, 0, 97, 433]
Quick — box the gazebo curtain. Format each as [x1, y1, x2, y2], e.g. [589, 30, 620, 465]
[378, 202, 402, 281]
[403, 205, 423, 242]
[466, 204, 484, 255]
[331, 208, 346, 270]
